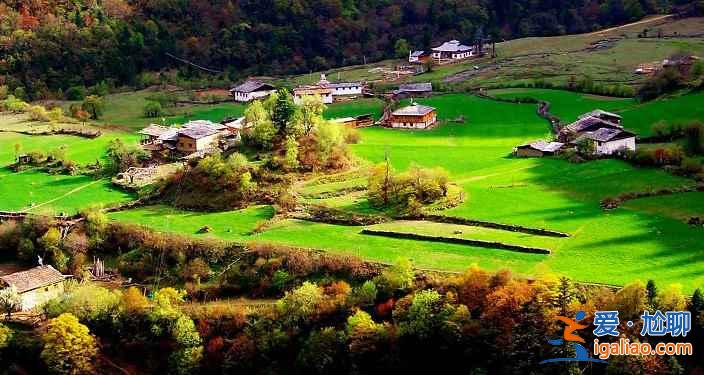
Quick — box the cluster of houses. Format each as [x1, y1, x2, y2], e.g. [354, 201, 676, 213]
[229, 74, 365, 105]
[515, 109, 637, 157]
[139, 119, 247, 158]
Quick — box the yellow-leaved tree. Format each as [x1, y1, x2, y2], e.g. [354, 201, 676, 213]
[41, 313, 98, 374]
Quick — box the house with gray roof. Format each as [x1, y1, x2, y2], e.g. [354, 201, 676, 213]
[514, 141, 564, 157]
[230, 79, 276, 102]
[574, 128, 636, 156]
[395, 82, 433, 98]
[390, 103, 437, 129]
[0, 265, 69, 312]
[431, 40, 474, 61]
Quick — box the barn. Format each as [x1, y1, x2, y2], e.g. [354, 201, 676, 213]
[390, 104, 437, 129]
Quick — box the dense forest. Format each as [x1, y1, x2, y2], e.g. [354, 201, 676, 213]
[0, 0, 703, 98]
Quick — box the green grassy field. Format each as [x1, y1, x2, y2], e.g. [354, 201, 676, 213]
[490, 88, 704, 136]
[103, 93, 704, 291]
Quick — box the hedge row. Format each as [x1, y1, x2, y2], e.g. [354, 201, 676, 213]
[403, 214, 570, 238]
[359, 229, 551, 255]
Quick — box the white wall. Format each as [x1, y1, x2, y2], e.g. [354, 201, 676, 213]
[294, 93, 333, 105]
[233, 90, 274, 102]
[20, 282, 65, 311]
[596, 137, 636, 155]
[331, 86, 362, 96]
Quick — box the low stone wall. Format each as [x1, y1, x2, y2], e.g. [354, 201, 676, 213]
[402, 214, 570, 238]
[359, 229, 551, 255]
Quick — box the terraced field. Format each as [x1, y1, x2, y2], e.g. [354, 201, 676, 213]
[105, 92, 704, 291]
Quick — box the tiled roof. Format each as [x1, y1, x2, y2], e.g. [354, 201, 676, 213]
[392, 104, 436, 116]
[0, 266, 66, 293]
[139, 124, 169, 137]
[563, 116, 621, 133]
[231, 80, 275, 93]
[398, 83, 433, 92]
[432, 40, 472, 52]
[329, 82, 362, 89]
[579, 128, 636, 142]
[518, 141, 564, 153]
[179, 126, 220, 140]
[410, 50, 427, 57]
[158, 128, 180, 142]
[578, 109, 622, 120]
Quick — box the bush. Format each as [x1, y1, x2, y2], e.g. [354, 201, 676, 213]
[368, 162, 449, 213]
[28, 105, 50, 122]
[1, 95, 29, 112]
[65, 86, 87, 101]
[637, 68, 683, 102]
[143, 101, 163, 118]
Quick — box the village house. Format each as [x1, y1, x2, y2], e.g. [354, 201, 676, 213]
[390, 103, 437, 129]
[409, 50, 431, 64]
[559, 109, 623, 142]
[139, 120, 231, 157]
[330, 114, 374, 128]
[573, 128, 636, 156]
[230, 79, 276, 103]
[514, 141, 564, 157]
[431, 40, 474, 62]
[395, 82, 433, 98]
[293, 86, 334, 104]
[0, 265, 68, 312]
[293, 74, 364, 104]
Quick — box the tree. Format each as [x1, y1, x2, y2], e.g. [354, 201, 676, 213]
[276, 281, 323, 325]
[246, 101, 277, 149]
[0, 322, 12, 350]
[394, 38, 410, 59]
[657, 284, 686, 311]
[81, 95, 104, 120]
[298, 95, 326, 135]
[646, 279, 658, 308]
[375, 258, 414, 294]
[0, 287, 21, 319]
[41, 313, 98, 374]
[283, 136, 300, 170]
[296, 327, 346, 374]
[143, 101, 163, 118]
[271, 88, 295, 135]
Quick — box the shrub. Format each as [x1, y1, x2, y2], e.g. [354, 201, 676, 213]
[65, 86, 87, 100]
[1, 95, 29, 112]
[143, 101, 163, 118]
[28, 105, 50, 122]
[637, 68, 683, 102]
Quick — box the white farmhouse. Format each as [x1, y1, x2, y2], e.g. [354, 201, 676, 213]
[230, 80, 276, 103]
[431, 40, 474, 62]
[576, 128, 636, 156]
[0, 265, 69, 312]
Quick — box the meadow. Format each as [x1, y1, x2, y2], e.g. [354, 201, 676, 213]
[105, 93, 704, 291]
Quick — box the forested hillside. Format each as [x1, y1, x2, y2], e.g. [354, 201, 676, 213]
[1, 0, 703, 98]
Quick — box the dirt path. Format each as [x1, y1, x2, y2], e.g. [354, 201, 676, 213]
[22, 179, 103, 212]
[586, 15, 673, 36]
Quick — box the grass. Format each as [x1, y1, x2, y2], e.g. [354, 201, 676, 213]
[0, 170, 134, 215]
[106, 92, 704, 291]
[490, 88, 704, 136]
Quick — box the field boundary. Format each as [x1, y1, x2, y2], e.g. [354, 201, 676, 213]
[359, 229, 551, 255]
[403, 214, 570, 238]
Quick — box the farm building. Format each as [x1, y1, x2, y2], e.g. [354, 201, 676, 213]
[514, 141, 564, 157]
[574, 128, 636, 155]
[662, 55, 700, 76]
[395, 83, 433, 98]
[390, 104, 437, 129]
[293, 86, 334, 104]
[560, 109, 624, 141]
[330, 114, 374, 128]
[409, 50, 431, 64]
[294, 74, 364, 104]
[230, 80, 276, 102]
[139, 120, 231, 156]
[577, 109, 622, 125]
[0, 265, 68, 312]
[431, 40, 474, 62]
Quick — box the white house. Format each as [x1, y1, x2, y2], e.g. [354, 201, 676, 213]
[230, 80, 276, 102]
[576, 128, 636, 156]
[0, 265, 68, 312]
[293, 86, 334, 104]
[409, 50, 431, 64]
[431, 40, 474, 62]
